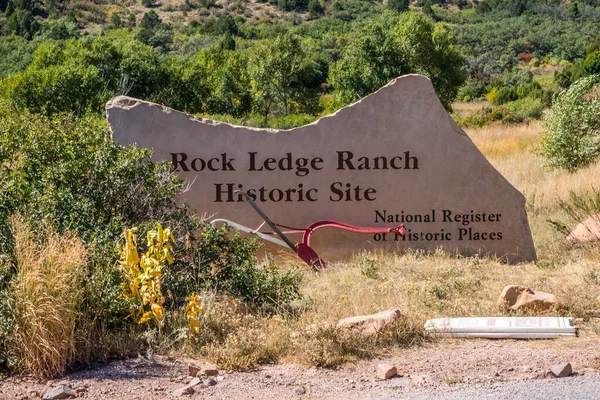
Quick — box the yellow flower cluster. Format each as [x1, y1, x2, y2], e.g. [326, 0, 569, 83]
[119, 223, 174, 327]
[184, 292, 205, 334]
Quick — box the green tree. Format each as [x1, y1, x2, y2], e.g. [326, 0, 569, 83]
[583, 51, 600, 75]
[4, 1, 14, 16]
[140, 10, 160, 30]
[394, 13, 466, 109]
[308, 0, 324, 17]
[6, 9, 39, 39]
[388, 0, 409, 13]
[422, 1, 434, 18]
[540, 75, 600, 171]
[141, 0, 156, 7]
[329, 23, 406, 103]
[475, 1, 491, 14]
[214, 15, 239, 35]
[220, 33, 236, 51]
[249, 33, 319, 121]
[568, 2, 580, 19]
[13, 0, 34, 11]
[330, 12, 465, 110]
[110, 13, 122, 29]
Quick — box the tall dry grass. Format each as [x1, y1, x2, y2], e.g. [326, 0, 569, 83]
[466, 121, 600, 258]
[8, 216, 86, 379]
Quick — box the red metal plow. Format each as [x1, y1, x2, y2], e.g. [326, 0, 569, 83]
[211, 191, 405, 269]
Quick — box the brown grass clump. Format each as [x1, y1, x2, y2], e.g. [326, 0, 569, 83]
[188, 294, 291, 370]
[8, 216, 86, 379]
[293, 316, 428, 368]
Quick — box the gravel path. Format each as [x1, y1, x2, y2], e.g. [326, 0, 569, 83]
[407, 375, 600, 400]
[1, 335, 599, 399]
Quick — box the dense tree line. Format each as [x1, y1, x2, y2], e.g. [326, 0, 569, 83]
[0, 8, 466, 124]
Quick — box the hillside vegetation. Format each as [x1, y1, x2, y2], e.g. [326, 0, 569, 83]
[2, 0, 600, 380]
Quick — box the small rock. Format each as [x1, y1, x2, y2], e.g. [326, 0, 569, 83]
[188, 364, 201, 377]
[42, 386, 77, 400]
[567, 214, 600, 243]
[74, 386, 88, 394]
[172, 386, 195, 396]
[205, 378, 217, 387]
[216, 376, 225, 382]
[295, 385, 306, 395]
[187, 377, 202, 387]
[497, 285, 557, 311]
[337, 310, 402, 337]
[550, 362, 573, 378]
[533, 371, 550, 379]
[204, 368, 219, 377]
[190, 384, 207, 391]
[376, 363, 397, 380]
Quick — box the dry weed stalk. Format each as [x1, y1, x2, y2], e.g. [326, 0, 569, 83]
[9, 216, 86, 379]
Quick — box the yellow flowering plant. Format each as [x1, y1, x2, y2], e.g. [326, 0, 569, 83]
[184, 292, 205, 335]
[119, 223, 174, 331]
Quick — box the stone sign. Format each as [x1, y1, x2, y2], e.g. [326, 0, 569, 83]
[107, 74, 536, 263]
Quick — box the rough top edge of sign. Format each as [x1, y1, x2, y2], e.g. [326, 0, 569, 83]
[106, 74, 452, 134]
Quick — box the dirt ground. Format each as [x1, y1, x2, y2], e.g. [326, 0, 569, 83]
[2, 329, 599, 400]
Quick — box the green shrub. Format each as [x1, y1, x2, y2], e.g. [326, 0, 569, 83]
[540, 75, 600, 171]
[503, 97, 544, 120]
[308, 0, 324, 16]
[456, 78, 486, 101]
[6, 9, 39, 39]
[388, 0, 409, 13]
[516, 81, 543, 100]
[492, 86, 517, 105]
[584, 51, 600, 75]
[188, 224, 303, 309]
[0, 106, 196, 359]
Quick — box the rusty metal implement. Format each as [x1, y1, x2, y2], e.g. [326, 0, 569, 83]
[210, 190, 405, 269]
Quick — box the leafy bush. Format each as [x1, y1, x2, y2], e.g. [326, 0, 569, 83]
[456, 78, 486, 101]
[492, 86, 517, 105]
[517, 81, 543, 100]
[584, 51, 600, 75]
[6, 9, 39, 39]
[0, 105, 196, 364]
[540, 75, 600, 171]
[189, 224, 302, 309]
[0, 35, 38, 78]
[503, 97, 544, 120]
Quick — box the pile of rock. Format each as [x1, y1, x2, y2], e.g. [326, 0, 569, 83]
[172, 365, 221, 396]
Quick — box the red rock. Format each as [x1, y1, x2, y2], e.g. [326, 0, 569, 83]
[337, 310, 402, 336]
[567, 214, 600, 243]
[376, 364, 397, 380]
[188, 364, 201, 377]
[550, 362, 573, 378]
[498, 285, 557, 311]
